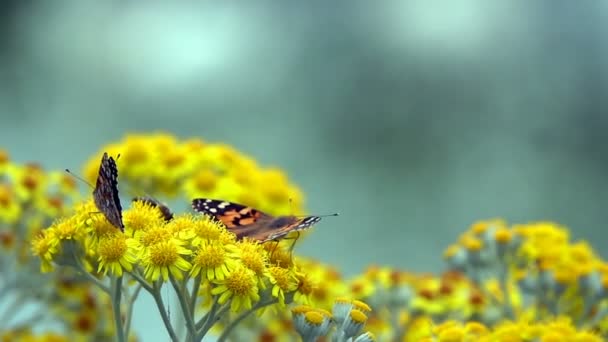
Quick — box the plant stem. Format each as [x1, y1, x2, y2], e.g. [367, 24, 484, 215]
[190, 274, 202, 316]
[128, 270, 154, 292]
[216, 298, 278, 342]
[73, 253, 111, 294]
[152, 281, 180, 342]
[170, 274, 197, 342]
[111, 276, 126, 342]
[125, 283, 142, 339]
[196, 296, 221, 333]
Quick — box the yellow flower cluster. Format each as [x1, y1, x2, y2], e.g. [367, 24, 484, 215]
[33, 198, 316, 341]
[82, 133, 304, 216]
[420, 316, 602, 342]
[0, 149, 79, 248]
[316, 220, 608, 341]
[0, 331, 69, 342]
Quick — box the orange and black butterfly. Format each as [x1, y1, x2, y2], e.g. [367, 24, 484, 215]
[92, 153, 124, 231]
[191, 198, 335, 242]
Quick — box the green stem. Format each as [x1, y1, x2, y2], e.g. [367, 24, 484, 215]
[127, 270, 154, 293]
[125, 284, 142, 339]
[152, 281, 180, 342]
[196, 296, 221, 332]
[190, 274, 202, 316]
[170, 274, 197, 341]
[216, 299, 278, 342]
[72, 252, 111, 294]
[111, 276, 126, 342]
[196, 296, 224, 341]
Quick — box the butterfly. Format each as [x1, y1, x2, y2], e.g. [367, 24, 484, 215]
[191, 198, 336, 242]
[93, 152, 124, 232]
[132, 196, 174, 221]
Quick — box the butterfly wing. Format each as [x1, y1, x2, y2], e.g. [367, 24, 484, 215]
[191, 198, 321, 242]
[93, 153, 124, 231]
[133, 196, 174, 221]
[259, 215, 322, 242]
[191, 198, 271, 228]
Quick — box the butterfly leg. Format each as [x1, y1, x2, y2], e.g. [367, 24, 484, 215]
[86, 211, 102, 225]
[287, 232, 301, 257]
[268, 241, 281, 261]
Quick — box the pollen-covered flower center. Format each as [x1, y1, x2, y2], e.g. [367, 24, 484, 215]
[270, 267, 293, 290]
[149, 242, 179, 266]
[193, 218, 224, 240]
[194, 244, 226, 268]
[140, 228, 172, 247]
[193, 170, 217, 191]
[98, 236, 128, 262]
[124, 202, 165, 232]
[225, 268, 256, 296]
[0, 231, 15, 249]
[304, 311, 325, 326]
[0, 185, 12, 207]
[32, 234, 52, 255]
[241, 250, 266, 275]
[54, 220, 78, 240]
[296, 274, 315, 295]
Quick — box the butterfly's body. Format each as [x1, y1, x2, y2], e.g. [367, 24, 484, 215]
[93, 153, 124, 231]
[192, 198, 323, 243]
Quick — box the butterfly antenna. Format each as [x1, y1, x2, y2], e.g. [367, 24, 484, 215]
[295, 212, 339, 219]
[65, 169, 94, 189]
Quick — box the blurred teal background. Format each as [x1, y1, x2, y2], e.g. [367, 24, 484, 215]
[1, 2, 608, 340]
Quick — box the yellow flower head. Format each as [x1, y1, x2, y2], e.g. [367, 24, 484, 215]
[267, 266, 298, 306]
[138, 226, 173, 249]
[96, 233, 139, 276]
[31, 229, 59, 272]
[191, 215, 234, 246]
[123, 200, 166, 235]
[211, 264, 260, 312]
[141, 238, 192, 281]
[235, 239, 269, 287]
[164, 213, 197, 240]
[190, 240, 238, 281]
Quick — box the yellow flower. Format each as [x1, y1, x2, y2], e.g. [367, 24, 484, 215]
[164, 213, 197, 240]
[267, 266, 298, 306]
[190, 215, 233, 246]
[211, 264, 260, 312]
[0, 184, 21, 224]
[31, 230, 59, 272]
[293, 270, 317, 304]
[138, 226, 173, 249]
[141, 238, 192, 281]
[51, 217, 84, 242]
[190, 240, 238, 281]
[96, 233, 139, 276]
[123, 200, 166, 235]
[235, 240, 269, 287]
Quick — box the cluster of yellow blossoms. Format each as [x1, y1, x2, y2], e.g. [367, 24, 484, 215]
[0, 150, 119, 340]
[31, 199, 316, 341]
[82, 133, 305, 216]
[322, 220, 607, 341]
[15, 133, 608, 342]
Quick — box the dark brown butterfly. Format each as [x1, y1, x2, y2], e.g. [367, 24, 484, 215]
[93, 153, 124, 231]
[132, 196, 174, 221]
[191, 198, 336, 242]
